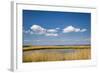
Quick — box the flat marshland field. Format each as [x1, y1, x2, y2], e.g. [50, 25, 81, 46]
[23, 45, 91, 62]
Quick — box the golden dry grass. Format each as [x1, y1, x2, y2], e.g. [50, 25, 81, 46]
[64, 49, 91, 60]
[23, 47, 91, 62]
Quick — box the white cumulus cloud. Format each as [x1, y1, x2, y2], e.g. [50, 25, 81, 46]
[30, 24, 59, 36]
[30, 24, 46, 34]
[63, 25, 87, 33]
[75, 28, 81, 32]
[23, 30, 30, 34]
[47, 29, 57, 33]
[23, 29, 35, 35]
[80, 29, 87, 32]
[63, 26, 76, 33]
[45, 33, 58, 36]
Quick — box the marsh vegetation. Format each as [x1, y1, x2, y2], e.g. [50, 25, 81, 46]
[23, 45, 91, 62]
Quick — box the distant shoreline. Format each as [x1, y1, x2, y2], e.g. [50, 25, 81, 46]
[23, 44, 91, 47]
[23, 45, 90, 51]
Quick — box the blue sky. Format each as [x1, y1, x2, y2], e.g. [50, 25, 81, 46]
[23, 10, 91, 45]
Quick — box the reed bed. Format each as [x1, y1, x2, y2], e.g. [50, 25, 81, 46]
[23, 48, 91, 62]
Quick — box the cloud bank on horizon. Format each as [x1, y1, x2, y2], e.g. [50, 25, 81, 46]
[24, 24, 87, 37]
